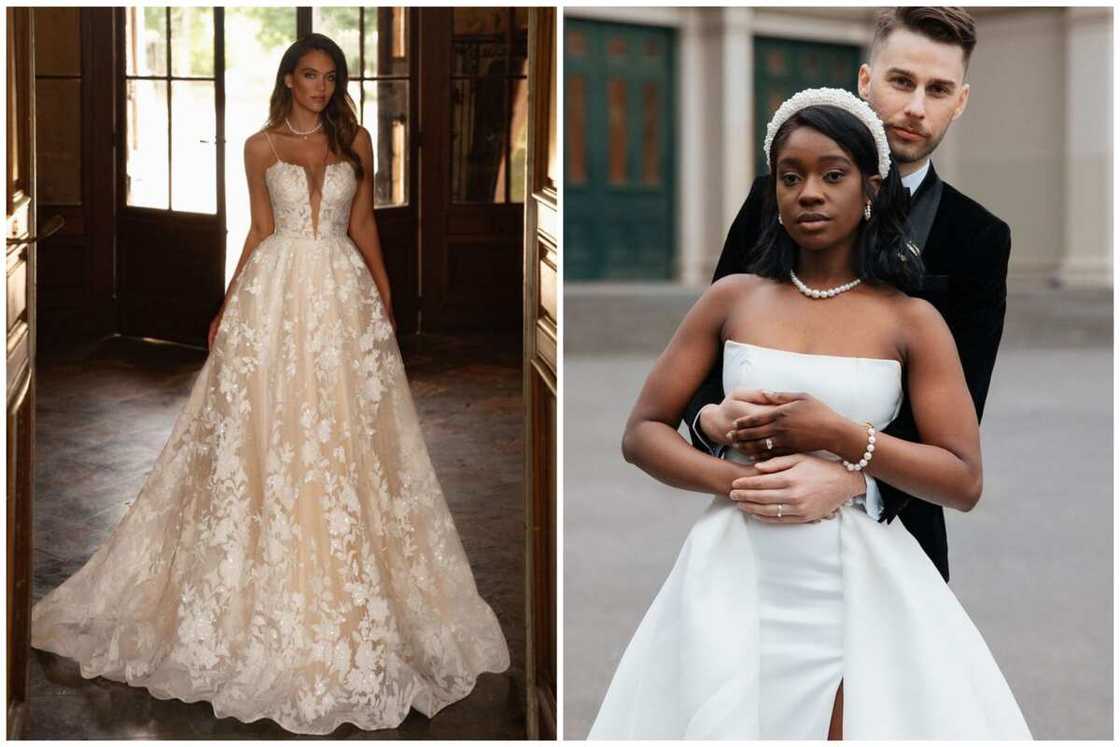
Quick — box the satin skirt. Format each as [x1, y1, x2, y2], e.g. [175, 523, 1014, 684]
[587, 498, 1032, 739]
[751, 513, 844, 738]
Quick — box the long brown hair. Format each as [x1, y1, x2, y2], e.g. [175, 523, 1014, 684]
[265, 33, 364, 179]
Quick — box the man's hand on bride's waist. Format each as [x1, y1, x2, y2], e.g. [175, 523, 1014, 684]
[728, 453, 866, 524]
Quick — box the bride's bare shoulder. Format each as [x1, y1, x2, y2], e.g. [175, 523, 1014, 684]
[244, 131, 278, 171]
[686, 274, 773, 323]
[705, 273, 772, 302]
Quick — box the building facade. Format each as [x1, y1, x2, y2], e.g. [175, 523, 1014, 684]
[564, 6, 1113, 289]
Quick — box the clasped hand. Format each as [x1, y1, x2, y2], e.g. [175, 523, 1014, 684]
[724, 389, 841, 459]
[700, 389, 864, 523]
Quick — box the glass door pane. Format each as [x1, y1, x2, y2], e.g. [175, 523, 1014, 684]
[125, 78, 169, 209]
[125, 7, 167, 76]
[363, 7, 408, 77]
[362, 80, 408, 206]
[508, 76, 528, 202]
[450, 8, 527, 204]
[171, 80, 215, 213]
[170, 6, 214, 77]
[312, 6, 360, 74]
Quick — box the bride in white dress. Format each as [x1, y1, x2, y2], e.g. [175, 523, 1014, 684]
[31, 34, 509, 735]
[588, 89, 1030, 739]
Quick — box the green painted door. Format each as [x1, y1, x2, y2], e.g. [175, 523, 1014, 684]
[565, 19, 675, 280]
[753, 37, 862, 176]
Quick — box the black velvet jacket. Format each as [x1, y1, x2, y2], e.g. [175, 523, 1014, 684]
[683, 164, 1011, 582]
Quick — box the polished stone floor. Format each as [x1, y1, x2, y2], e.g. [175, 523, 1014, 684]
[28, 333, 526, 739]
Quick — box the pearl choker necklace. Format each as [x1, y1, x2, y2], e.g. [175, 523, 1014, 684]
[790, 270, 861, 299]
[285, 116, 322, 139]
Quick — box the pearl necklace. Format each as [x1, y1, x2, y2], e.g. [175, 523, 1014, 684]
[790, 270, 861, 299]
[285, 116, 322, 139]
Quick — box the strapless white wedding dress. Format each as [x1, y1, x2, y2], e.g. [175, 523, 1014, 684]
[31, 133, 510, 735]
[588, 340, 1031, 739]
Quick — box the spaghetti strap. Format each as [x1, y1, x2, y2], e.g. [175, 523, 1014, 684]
[263, 130, 281, 163]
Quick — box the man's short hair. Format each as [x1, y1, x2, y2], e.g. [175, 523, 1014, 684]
[871, 7, 977, 71]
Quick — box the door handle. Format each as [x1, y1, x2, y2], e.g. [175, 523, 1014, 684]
[6, 214, 64, 247]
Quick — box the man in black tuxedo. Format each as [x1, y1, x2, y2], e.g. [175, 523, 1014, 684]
[684, 7, 1010, 582]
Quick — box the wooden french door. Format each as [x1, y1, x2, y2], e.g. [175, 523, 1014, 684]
[564, 19, 675, 281]
[114, 7, 226, 346]
[752, 36, 861, 176]
[419, 8, 526, 332]
[522, 10, 557, 739]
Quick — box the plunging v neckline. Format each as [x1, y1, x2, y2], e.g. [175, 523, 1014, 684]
[267, 159, 345, 239]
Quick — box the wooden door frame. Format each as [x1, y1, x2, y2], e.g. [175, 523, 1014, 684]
[522, 7, 557, 740]
[6, 6, 37, 738]
[417, 7, 450, 334]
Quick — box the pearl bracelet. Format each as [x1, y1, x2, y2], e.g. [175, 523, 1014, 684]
[843, 422, 876, 472]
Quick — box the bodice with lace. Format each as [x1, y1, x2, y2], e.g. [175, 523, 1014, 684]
[265, 159, 356, 240]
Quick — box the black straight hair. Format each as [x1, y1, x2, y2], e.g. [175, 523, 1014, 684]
[748, 104, 924, 293]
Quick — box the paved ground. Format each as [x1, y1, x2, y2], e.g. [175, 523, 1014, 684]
[562, 285, 1112, 740]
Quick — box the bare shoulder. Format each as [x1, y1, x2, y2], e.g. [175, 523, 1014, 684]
[688, 273, 770, 326]
[244, 131, 276, 169]
[710, 272, 778, 308]
[897, 293, 943, 327]
[708, 272, 769, 300]
[352, 125, 373, 152]
[895, 293, 953, 354]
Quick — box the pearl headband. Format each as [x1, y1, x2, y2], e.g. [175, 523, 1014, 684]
[763, 87, 892, 180]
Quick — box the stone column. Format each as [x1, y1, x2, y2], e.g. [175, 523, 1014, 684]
[677, 7, 755, 287]
[1059, 7, 1113, 288]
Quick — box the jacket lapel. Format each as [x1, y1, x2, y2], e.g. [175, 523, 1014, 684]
[908, 162, 944, 256]
[909, 163, 948, 294]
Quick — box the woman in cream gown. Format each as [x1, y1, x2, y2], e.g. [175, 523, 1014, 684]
[588, 89, 1030, 740]
[31, 34, 509, 735]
